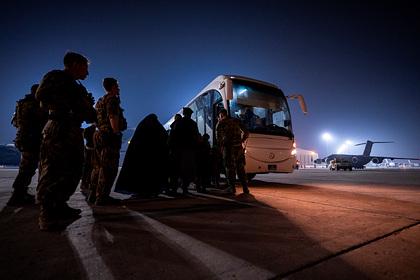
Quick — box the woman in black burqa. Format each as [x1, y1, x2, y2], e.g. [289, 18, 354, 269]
[115, 113, 169, 197]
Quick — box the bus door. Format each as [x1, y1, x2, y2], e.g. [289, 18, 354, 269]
[212, 101, 224, 146]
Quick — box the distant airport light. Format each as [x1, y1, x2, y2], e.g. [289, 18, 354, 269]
[337, 144, 347, 154]
[337, 140, 353, 153]
[322, 132, 333, 142]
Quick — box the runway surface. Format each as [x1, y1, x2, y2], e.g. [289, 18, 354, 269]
[1, 168, 419, 279]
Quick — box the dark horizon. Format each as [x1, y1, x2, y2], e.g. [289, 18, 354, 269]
[1, 0, 419, 158]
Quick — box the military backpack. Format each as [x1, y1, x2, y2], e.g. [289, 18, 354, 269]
[11, 95, 33, 129]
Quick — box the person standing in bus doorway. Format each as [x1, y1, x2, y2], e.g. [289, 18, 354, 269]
[36, 51, 96, 231]
[216, 108, 250, 194]
[90, 77, 127, 206]
[170, 107, 199, 195]
[8, 84, 48, 206]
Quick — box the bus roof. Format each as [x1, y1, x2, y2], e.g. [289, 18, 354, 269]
[164, 75, 282, 129]
[223, 74, 280, 89]
[199, 75, 279, 93]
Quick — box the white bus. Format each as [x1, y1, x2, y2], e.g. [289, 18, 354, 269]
[165, 75, 307, 179]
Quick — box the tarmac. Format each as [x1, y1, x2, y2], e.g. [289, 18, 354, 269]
[0, 168, 420, 280]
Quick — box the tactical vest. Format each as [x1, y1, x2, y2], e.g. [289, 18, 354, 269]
[11, 103, 20, 128]
[12, 94, 47, 151]
[217, 118, 244, 146]
[12, 94, 43, 130]
[95, 95, 126, 133]
[35, 70, 96, 126]
[12, 98, 25, 128]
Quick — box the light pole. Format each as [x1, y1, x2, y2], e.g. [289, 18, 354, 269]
[322, 132, 333, 156]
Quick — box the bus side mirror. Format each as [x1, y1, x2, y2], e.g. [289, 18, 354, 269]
[287, 94, 307, 115]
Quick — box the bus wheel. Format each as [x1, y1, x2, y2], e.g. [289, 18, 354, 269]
[247, 173, 256, 182]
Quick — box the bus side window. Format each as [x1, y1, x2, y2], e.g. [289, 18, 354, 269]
[196, 108, 205, 136]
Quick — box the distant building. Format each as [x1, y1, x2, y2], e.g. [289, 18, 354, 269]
[296, 148, 318, 168]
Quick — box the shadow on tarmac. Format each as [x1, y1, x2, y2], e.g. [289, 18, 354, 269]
[0, 204, 87, 280]
[87, 182, 369, 279]
[0, 180, 370, 279]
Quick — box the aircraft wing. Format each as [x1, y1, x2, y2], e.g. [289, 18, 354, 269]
[370, 156, 420, 163]
[383, 156, 420, 161]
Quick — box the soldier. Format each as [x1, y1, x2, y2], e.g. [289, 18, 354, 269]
[90, 77, 127, 206]
[170, 107, 199, 194]
[7, 84, 47, 206]
[196, 133, 211, 193]
[36, 52, 96, 231]
[80, 124, 96, 197]
[216, 108, 250, 194]
[167, 113, 182, 192]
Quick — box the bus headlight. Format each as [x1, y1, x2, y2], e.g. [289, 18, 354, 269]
[291, 141, 297, 155]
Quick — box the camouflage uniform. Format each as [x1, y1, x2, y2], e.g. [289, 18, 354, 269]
[8, 89, 47, 206]
[90, 94, 126, 204]
[216, 116, 249, 193]
[36, 70, 96, 228]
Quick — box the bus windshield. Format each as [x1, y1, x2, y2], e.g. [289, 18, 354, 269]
[230, 79, 293, 137]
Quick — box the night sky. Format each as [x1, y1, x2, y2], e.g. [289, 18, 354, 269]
[1, 0, 419, 158]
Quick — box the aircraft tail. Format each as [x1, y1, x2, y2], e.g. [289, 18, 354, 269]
[354, 140, 394, 156]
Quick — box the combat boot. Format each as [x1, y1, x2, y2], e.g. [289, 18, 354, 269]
[38, 204, 60, 231]
[182, 187, 190, 195]
[56, 203, 82, 219]
[240, 178, 250, 194]
[95, 196, 121, 206]
[80, 187, 90, 197]
[7, 191, 35, 206]
[87, 192, 97, 204]
[224, 186, 236, 194]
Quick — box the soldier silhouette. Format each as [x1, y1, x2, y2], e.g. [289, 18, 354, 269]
[8, 84, 47, 206]
[169, 107, 199, 194]
[89, 77, 127, 206]
[216, 108, 250, 194]
[36, 51, 96, 231]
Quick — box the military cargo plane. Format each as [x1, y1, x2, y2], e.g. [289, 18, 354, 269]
[316, 140, 420, 169]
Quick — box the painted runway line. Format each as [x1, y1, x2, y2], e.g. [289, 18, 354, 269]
[65, 198, 115, 280]
[129, 210, 275, 280]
